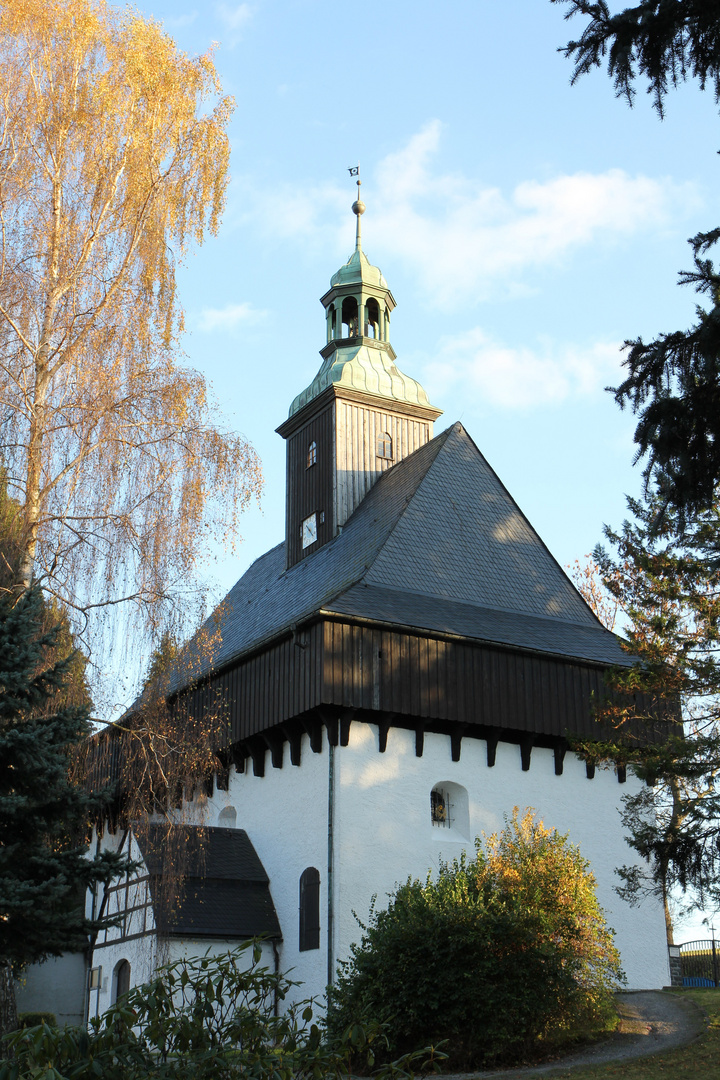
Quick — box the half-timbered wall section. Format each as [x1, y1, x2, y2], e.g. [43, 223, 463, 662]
[93, 871, 154, 952]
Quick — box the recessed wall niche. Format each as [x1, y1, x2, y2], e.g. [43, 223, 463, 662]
[429, 781, 469, 840]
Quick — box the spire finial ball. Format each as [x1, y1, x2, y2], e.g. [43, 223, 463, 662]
[352, 178, 365, 217]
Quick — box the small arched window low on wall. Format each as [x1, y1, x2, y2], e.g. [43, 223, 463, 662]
[299, 867, 320, 951]
[431, 785, 450, 827]
[113, 959, 131, 1002]
[218, 806, 237, 828]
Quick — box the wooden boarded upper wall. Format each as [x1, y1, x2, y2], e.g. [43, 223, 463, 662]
[334, 399, 433, 528]
[285, 404, 335, 568]
[180, 616, 669, 750]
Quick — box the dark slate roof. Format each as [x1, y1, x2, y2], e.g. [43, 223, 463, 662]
[139, 825, 281, 940]
[183, 422, 629, 681]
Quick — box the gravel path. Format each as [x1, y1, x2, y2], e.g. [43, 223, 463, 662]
[430, 990, 707, 1079]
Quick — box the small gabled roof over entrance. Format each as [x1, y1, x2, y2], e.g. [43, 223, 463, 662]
[139, 825, 281, 940]
[188, 422, 625, 680]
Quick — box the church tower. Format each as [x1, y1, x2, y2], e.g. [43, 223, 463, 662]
[277, 182, 442, 569]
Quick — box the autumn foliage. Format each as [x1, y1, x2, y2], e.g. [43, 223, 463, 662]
[328, 809, 622, 1069]
[0, 0, 261, 671]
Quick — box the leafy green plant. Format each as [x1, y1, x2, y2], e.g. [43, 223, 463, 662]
[0, 942, 445, 1080]
[328, 808, 623, 1070]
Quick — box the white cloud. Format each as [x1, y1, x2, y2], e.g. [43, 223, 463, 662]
[162, 11, 199, 30]
[196, 302, 266, 333]
[369, 121, 697, 307]
[423, 329, 623, 410]
[214, 3, 253, 45]
[226, 174, 349, 260]
[232, 121, 699, 309]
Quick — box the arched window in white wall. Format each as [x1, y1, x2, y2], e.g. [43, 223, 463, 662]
[299, 867, 320, 951]
[113, 959, 131, 1002]
[430, 782, 469, 839]
[218, 806, 237, 828]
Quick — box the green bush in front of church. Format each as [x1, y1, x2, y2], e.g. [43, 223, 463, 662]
[327, 808, 623, 1069]
[1, 944, 446, 1079]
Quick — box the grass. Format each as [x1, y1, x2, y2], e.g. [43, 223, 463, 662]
[511, 988, 720, 1080]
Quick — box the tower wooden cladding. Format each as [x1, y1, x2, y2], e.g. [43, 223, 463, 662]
[277, 384, 440, 568]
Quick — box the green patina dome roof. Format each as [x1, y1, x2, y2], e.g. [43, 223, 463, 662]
[287, 189, 438, 420]
[289, 344, 434, 417]
[330, 247, 388, 289]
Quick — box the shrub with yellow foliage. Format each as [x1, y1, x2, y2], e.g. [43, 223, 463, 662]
[328, 808, 623, 1069]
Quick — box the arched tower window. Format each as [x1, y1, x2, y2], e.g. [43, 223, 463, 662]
[307, 441, 317, 468]
[377, 432, 393, 460]
[113, 959, 131, 1002]
[365, 298, 380, 339]
[327, 304, 336, 342]
[341, 296, 358, 338]
[218, 806, 237, 828]
[299, 867, 320, 951]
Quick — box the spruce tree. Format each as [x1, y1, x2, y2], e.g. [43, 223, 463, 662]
[0, 586, 130, 1037]
[553, 1, 720, 519]
[585, 494, 720, 939]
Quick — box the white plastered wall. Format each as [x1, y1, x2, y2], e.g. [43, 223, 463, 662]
[87, 717, 670, 1019]
[202, 733, 330, 1009]
[331, 722, 670, 993]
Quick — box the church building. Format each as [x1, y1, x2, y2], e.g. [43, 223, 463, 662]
[82, 186, 670, 1017]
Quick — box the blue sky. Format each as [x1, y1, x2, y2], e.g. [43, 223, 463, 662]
[140, 0, 717, 939]
[149, 0, 718, 592]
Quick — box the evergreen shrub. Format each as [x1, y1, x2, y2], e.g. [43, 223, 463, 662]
[1, 943, 445, 1080]
[327, 808, 623, 1069]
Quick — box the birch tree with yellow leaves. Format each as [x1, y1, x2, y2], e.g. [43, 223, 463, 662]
[0, 0, 261, 651]
[0, 0, 264, 1034]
